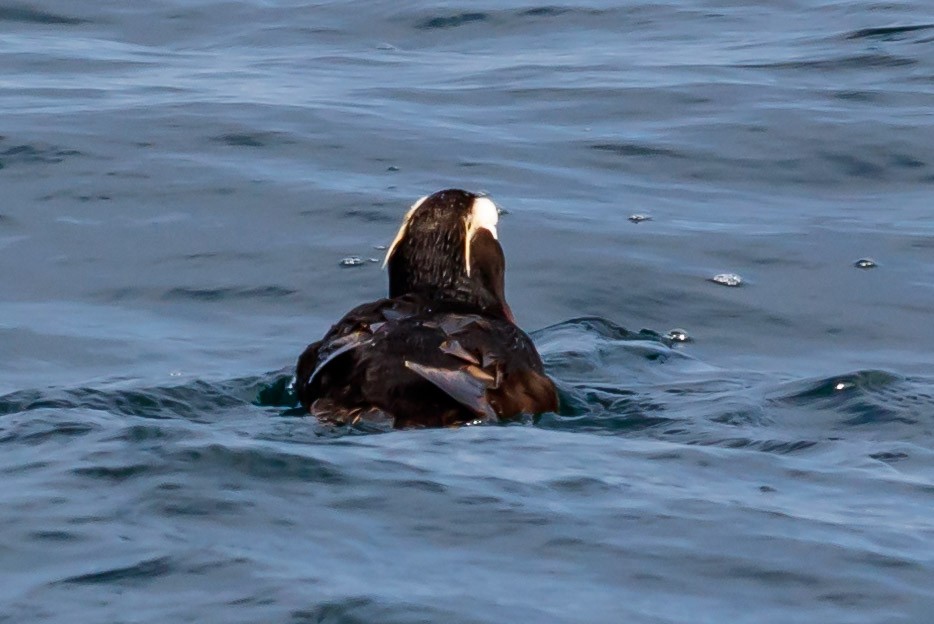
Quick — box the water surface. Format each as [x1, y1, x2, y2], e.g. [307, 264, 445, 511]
[2, 1, 934, 622]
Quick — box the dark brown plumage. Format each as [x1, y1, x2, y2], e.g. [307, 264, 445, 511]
[295, 189, 557, 428]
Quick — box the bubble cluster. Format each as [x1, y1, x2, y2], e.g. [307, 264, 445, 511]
[339, 256, 365, 267]
[666, 328, 691, 343]
[709, 273, 743, 287]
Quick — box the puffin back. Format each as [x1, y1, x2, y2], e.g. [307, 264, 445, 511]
[296, 299, 557, 428]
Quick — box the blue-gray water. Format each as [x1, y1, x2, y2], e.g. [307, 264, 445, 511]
[2, 1, 934, 622]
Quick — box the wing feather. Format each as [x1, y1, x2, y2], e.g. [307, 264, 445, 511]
[404, 360, 498, 422]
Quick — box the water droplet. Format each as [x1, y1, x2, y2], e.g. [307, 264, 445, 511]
[854, 258, 877, 269]
[710, 273, 743, 287]
[339, 256, 365, 267]
[666, 328, 691, 343]
[834, 381, 853, 391]
[628, 214, 652, 223]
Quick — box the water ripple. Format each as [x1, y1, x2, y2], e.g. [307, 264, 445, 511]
[162, 286, 297, 302]
[58, 557, 173, 586]
[0, 5, 89, 26]
[769, 370, 933, 429]
[0, 373, 290, 421]
[168, 443, 348, 484]
[846, 24, 934, 41]
[416, 12, 489, 30]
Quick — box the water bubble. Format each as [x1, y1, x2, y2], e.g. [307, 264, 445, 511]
[339, 256, 365, 267]
[666, 328, 691, 343]
[710, 273, 743, 287]
[628, 214, 652, 223]
[854, 258, 877, 269]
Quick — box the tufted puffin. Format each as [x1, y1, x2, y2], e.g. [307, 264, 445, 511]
[295, 189, 558, 428]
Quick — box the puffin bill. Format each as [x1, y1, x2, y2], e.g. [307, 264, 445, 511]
[295, 188, 558, 428]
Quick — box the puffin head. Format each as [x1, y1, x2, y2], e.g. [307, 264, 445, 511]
[383, 189, 514, 322]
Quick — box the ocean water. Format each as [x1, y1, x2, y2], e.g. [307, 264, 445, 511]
[2, 1, 934, 622]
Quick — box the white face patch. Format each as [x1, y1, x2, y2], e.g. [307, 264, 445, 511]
[382, 195, 428, 269]
[471, 197, 499, 240]
[464, 196, 499, 276]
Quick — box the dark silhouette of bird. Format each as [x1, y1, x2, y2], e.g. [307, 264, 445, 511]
[295, 189, 557, 428]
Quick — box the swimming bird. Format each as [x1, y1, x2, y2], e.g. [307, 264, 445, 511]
[295, 189, 558, 428]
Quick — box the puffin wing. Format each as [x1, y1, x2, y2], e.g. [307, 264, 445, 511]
[443, 318, 559, 418]
[295, 296, 422, 410]
[400, 316, 556, 422]
[296, 301, 557, 426]
[403, 360, 498, 422]
[306, 331, 374, 389]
